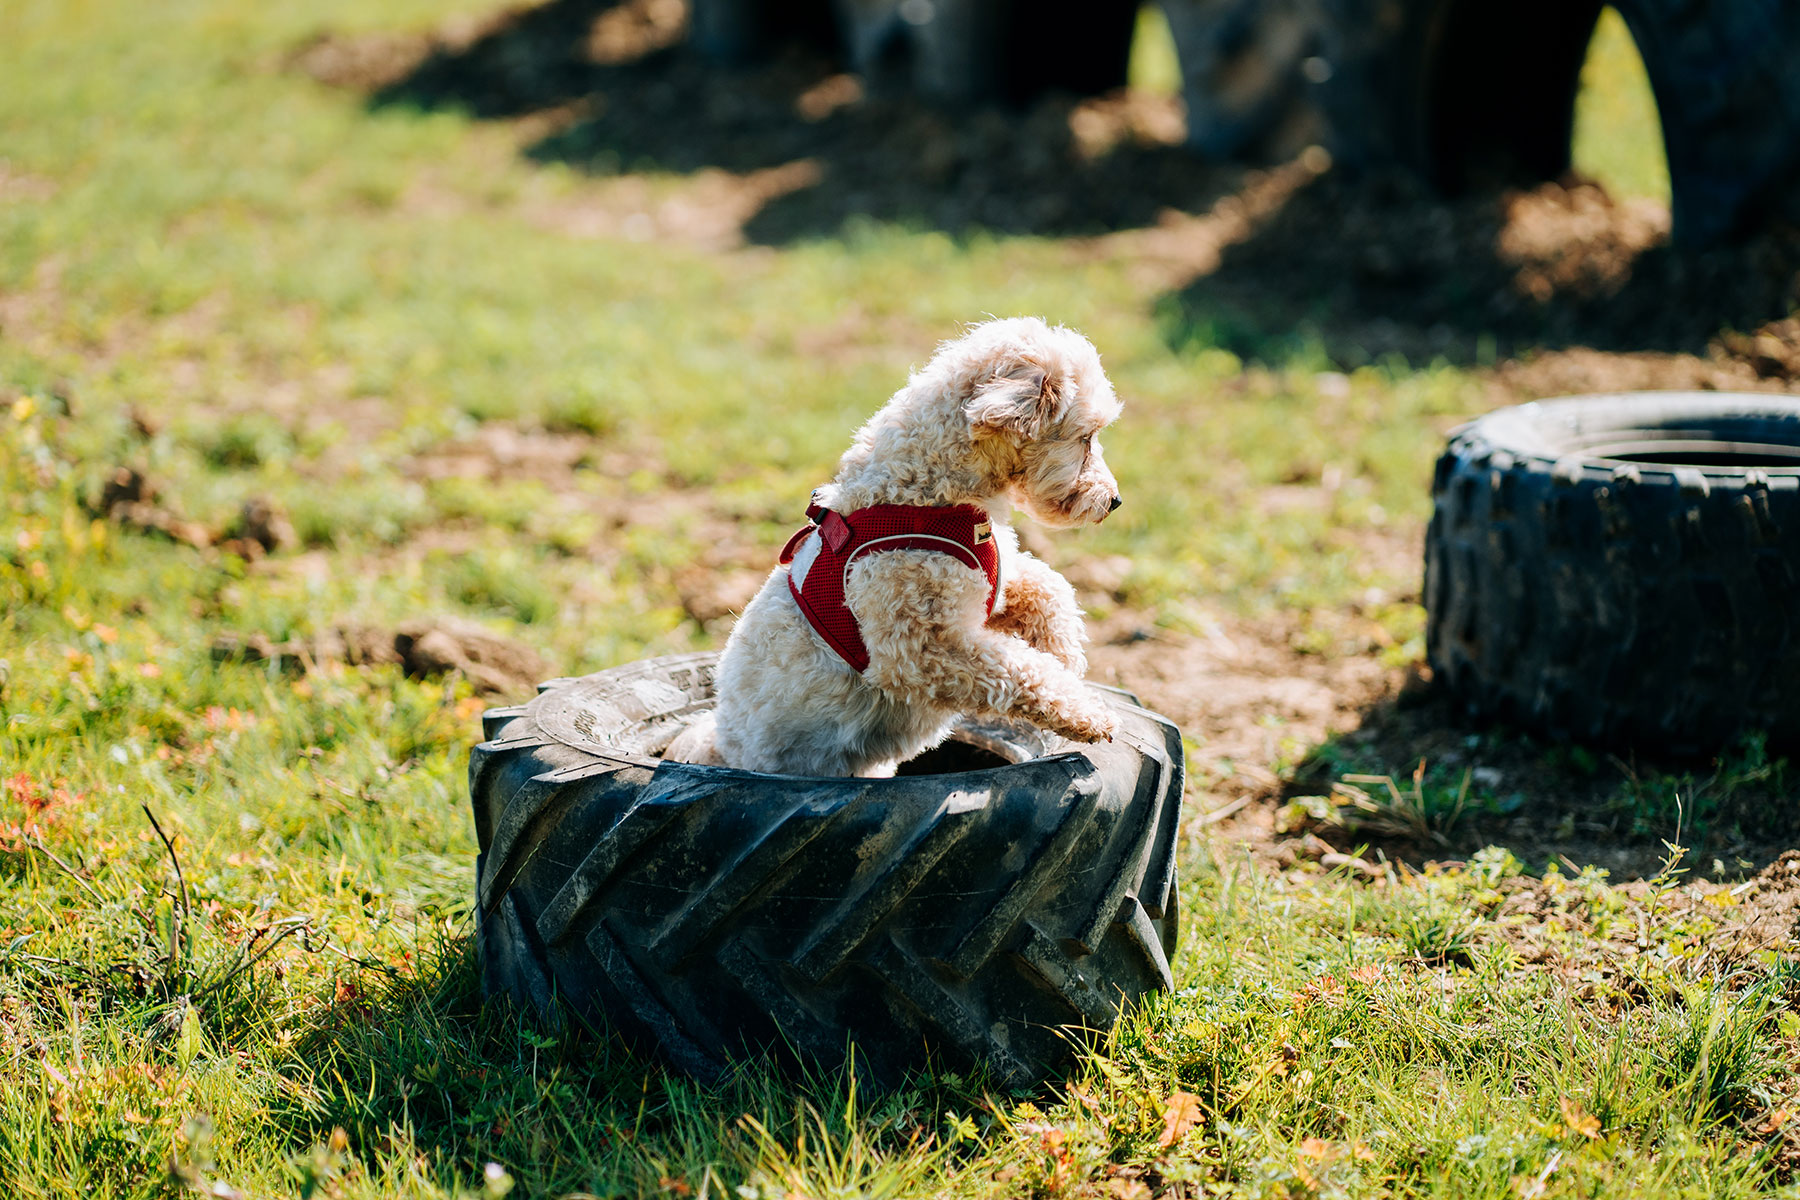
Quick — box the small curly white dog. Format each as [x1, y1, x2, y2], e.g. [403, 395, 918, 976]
[665, 316, 1123, 777]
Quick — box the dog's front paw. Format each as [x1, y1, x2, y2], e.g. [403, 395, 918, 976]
[1051, 700, 1116, 744]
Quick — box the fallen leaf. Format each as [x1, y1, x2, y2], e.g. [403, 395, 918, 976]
[1558, 1097, 1601, 1140]
[1299, 1136, 1338, 1160]
[1157, 1090, 1203, 1148]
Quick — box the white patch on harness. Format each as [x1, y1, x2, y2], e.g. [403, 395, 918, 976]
[788, 526, 822, 590]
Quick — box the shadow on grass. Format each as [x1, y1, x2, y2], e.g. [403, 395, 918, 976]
[281, 934, 687, 1194]
[298, 0, 1264, 243]
[283, 932, 980, 1196]
[297, 0, 1800, 372]
[1277, 688, 1799, 881]
[1160, 167, 1800, 370]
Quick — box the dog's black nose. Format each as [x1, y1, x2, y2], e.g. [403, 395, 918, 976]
[1108, 494, 1122, 512]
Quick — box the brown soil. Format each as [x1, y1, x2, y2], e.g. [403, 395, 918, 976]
[92, 466, 301, 562]
[1083, 595, 1800, 883]
[1488, 851, 1800, 982]
[213, 615, 551, 697]
[1088, 608, 1397, 813]
[1173, 170, 1800, 379]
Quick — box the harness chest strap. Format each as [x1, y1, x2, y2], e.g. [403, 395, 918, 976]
[779, 499, 1000, 673]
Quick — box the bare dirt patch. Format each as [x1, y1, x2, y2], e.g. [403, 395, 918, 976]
[1089, 609, 1399, 812]
[521, 160, 823, 251]
[0, 161, 55, 203]
[1167, 171, 1800, 386]
[1490, 850, 1800, 980]
[404, 422, 599, 483]
[213, 614, 551, 696]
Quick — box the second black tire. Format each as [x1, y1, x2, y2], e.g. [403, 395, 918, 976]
[1296, 0, 1800, 246]
[1425, 392, 1800, 756]
[471, 652, 1185, 1086]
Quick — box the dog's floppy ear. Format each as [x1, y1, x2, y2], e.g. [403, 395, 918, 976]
[964, 357, 1064, 440]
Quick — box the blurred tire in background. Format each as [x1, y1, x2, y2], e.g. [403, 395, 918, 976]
[691, 0, 1800, 246]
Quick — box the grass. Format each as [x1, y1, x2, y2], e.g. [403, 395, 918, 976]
[1572, 7, 1672, 205]
[2, 0, 1796, 1196]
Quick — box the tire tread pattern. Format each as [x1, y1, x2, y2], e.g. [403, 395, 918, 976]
[471, 653, 1185, 1084]
[1425, 393, 1800, 755]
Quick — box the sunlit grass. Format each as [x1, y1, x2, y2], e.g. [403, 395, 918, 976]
[0, 0, 1791, 1195]
[1128, 4, 1181, 98]
[1572, 6, 1672, 206]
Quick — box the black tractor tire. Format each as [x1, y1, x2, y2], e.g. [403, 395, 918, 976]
[470, 652, 1185, 1087]
[831, 0, 1138, 105]
[1425, 392, 1800, 757]
[692, 0, 1137, 105]
[1309, 0, 1800, 246]
[1160, 0, 1323, 162]
[688, 0, 839, 66]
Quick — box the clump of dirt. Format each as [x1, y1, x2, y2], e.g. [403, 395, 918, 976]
[217, 497, 298, 562]
[673, 565, 764, 626]
[213, 615, 549, 697]
[93, 467, 213, 549]
[93, 466, 298, 560]
[393, 616, 551, 695]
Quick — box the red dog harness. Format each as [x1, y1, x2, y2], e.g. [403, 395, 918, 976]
[779, 498, 1000, 672]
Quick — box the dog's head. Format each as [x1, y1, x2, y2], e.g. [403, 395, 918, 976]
[959, 318, 1123, 528]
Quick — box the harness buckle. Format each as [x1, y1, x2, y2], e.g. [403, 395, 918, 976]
[819, 509, 853, 553]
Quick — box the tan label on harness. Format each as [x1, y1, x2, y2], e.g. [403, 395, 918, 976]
[973, 521, 992, 544]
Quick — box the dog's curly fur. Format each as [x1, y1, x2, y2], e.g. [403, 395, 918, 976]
[664, 317, 1123, 777]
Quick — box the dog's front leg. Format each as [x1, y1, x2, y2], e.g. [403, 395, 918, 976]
[853, 554, 1115, 743]
[970, 631, 1116, 743]
[985, 550, 1088, 675]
